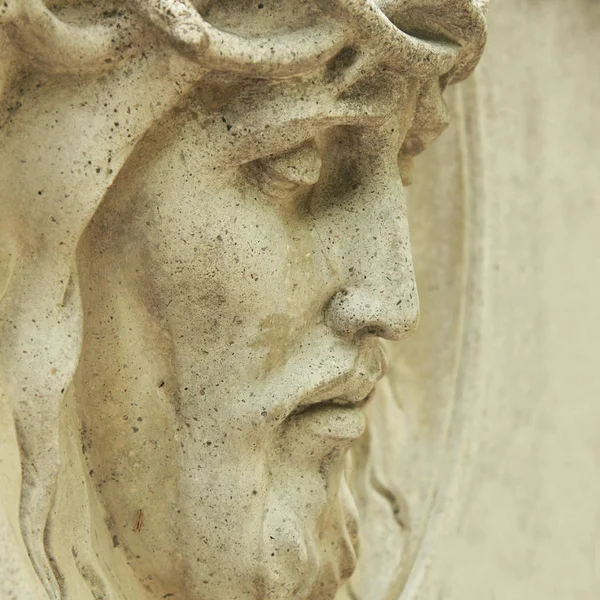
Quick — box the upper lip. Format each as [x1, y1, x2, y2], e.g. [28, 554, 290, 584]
[290, 343, 389, 416]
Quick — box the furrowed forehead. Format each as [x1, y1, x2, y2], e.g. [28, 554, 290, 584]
[155, 68, 419, 169]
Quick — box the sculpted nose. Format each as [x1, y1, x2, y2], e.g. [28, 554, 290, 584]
[321, 192, 421, 341]
[318, 128, 421, 342]
[325, 282, 420, 342]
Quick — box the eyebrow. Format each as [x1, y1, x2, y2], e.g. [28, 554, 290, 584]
[175, 73, 413, 168]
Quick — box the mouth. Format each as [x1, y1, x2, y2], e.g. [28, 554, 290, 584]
[293, 342, 388, 411]
[290, 388, 376, 418]
[287, 390, 376, 441]
[284, 344, 388, 440]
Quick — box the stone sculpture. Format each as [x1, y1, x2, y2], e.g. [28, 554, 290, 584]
[0, 1, 487, 598]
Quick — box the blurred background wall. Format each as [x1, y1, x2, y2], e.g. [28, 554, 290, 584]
[422, 1, 600, 598]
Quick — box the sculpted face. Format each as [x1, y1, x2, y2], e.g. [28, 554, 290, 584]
[77, 71, 422, 599]
[0, 1, 488, 599]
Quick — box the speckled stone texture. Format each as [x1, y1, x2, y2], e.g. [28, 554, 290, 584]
[0, 1, 488, 599]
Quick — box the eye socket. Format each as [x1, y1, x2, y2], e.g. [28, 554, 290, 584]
[248, 141, 322, 203]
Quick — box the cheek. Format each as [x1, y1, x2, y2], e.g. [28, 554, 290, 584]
[138, 182, 307, 346]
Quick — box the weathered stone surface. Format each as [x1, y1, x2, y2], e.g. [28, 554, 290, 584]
[0, 2, 489, 599]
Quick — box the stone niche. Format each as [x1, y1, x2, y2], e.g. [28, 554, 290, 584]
[0, 1, 488, 599]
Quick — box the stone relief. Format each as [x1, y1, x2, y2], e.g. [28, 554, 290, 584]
[0, 1, 488, 599]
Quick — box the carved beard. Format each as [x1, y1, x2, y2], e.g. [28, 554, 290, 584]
[255, 422, 361, 599]
[161, 402, 364, 600]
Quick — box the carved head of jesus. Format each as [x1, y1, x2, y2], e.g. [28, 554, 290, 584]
[78, 75, 422, 599]
[1, 1, 486, 599]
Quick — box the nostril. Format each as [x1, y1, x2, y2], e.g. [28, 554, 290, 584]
[361, 325, 381, 337]
[359, 320, 407, 342]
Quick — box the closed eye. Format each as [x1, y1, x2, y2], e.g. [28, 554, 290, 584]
[247, 140, 322, 204]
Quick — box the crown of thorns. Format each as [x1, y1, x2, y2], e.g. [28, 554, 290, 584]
[2, 0, 487, 83]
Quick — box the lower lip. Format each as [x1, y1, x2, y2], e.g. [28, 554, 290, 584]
[288, 398, 370, 441]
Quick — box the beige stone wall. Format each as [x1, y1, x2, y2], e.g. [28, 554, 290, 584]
[424, 1, 600, 597]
